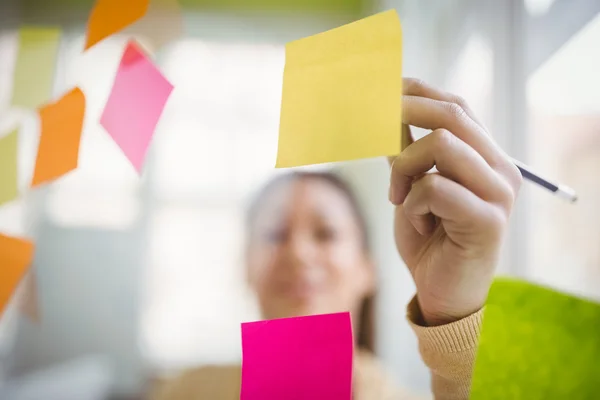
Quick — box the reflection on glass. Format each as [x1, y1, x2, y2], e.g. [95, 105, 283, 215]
[527, 13, 600, 300]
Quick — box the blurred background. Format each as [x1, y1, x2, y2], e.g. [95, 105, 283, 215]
[0, 0, 599, 398]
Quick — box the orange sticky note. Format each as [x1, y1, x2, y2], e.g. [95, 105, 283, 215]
[31, 87, 86, 187]
[85, 0, 150, 50]
[0, 234, 35, 318]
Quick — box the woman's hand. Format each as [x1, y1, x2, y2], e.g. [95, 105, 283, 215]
[389, 79, 522, 326]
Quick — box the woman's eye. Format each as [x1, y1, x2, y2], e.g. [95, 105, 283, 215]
[315, 227, 337, 242]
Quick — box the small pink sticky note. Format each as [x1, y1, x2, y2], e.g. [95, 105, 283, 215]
[100, 40, 173, 173]
[241, 312, 353, 400]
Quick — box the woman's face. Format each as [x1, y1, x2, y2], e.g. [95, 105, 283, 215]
[246, 177, 374, 320]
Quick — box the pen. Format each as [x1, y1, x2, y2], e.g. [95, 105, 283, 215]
[512, 158, 578, 203]
[400, 126, 577, 203]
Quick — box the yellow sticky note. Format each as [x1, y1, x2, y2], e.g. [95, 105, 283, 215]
[276, 9, 402, 168]
[11, 27, 62, 109]
[0, 129, 19, 206]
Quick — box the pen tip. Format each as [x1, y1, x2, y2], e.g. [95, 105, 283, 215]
[558, 185, 578, 203]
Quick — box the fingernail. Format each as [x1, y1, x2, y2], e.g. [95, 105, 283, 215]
[389, 184, 401, 205]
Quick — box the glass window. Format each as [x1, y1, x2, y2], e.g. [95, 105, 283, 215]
[0, 30, 30, 380]
[45, 34, 142, 230]
[142, 206, 252, 368]
[445, 33, 494, 129]
[0, 31, 37, 237]
[526, 12, 600, 299]
[142, 40, 282, 368]
[524, 0, 557, 16]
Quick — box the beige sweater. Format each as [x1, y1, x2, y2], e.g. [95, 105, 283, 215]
[153, 297, 483, 400]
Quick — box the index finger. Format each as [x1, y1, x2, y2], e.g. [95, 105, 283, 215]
[402, 95, 508, 168]
[403, 78, 489, 133]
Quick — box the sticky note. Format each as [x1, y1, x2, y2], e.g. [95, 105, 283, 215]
[241, 312, 353, 399]
[0, 234, 35, 318]
[0, 130, 19, 206]
[11, 27, 61, 109]
[85, 0, 149, 50]
[471, 278, 600, 399]
[276, 9, 402, 168]
[31, 87, 86, 187]
[100, 41, 173, 173]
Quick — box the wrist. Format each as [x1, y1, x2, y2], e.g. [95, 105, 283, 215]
[420, 302, 483, 327]
[421, 309, 465, 326]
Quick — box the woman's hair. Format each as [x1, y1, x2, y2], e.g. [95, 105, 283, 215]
[245, 171, 376, 352]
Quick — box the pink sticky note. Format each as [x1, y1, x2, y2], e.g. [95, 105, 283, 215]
[241, 312, 353, 400]
[100, 40, 173, 173]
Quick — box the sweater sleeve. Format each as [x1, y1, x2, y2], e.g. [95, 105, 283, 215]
[406, 296, 483, 400]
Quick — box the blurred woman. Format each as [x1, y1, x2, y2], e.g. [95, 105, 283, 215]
[155, 79, 522, 399]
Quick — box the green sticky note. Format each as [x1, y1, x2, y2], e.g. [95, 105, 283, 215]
[11, 27, 61, 109]
[471, 277, 600, 400]
[0, 130, 19, 206]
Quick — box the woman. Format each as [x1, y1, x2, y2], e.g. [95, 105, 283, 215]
[154, 79, 522, 399]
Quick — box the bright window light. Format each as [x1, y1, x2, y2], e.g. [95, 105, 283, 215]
[528, 13, 600, 115]
[445, 33, 494, 127]
[0, 201, 29, 238]
[152, 40, 284, 201]
[152, 115, 233, 199]
[142, 206, 255, 367]
[46, 189, 141, 229]
[142, 40, 282, 369]
[525, 0, 556, 16]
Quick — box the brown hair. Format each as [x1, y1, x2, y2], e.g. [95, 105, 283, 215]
[245, 171, 376, 352]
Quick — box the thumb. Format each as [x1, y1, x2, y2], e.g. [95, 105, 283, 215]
[387, 124, 414, 167]
[394, 205, 431, 274]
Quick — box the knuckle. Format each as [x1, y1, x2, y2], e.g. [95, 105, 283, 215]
[484, 206, 509, 237]
[420, 173, 441, 197]
[405, 77, 426, 91]
[431, 128, 455, 151]
[445, 101, 467, 120]
[452, 95, 470, 111]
